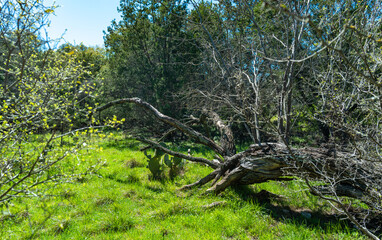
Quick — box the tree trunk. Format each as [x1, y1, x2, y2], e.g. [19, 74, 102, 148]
[95, 98, 382, 239]
[95, 98, 381, 200]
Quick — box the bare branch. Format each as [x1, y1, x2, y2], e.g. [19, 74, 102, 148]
[95, 98, 225, 155]
[136, 137, 220, 169]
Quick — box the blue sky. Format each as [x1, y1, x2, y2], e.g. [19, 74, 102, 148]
[45, 0, 122, 47]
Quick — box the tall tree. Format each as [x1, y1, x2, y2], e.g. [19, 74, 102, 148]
[104, 0, 198, 125]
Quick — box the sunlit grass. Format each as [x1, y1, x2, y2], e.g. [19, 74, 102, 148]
[0, 133, 366, 239]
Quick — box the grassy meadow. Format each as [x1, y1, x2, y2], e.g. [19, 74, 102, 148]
[0, 134, 366, 239]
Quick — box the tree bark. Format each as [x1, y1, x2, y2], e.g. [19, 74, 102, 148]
[202, 109, 236, 156]
[96, 98, 381, 203]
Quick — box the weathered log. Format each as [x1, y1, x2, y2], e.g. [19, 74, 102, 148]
[96, 98, 382, 239]
[96, 98, 381, 202]
[96, 98, 382, 220]
[209, 143, 382, 201]
[202, 109, 236, 156]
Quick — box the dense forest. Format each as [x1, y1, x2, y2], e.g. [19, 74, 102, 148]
[1, 0, 382, 239]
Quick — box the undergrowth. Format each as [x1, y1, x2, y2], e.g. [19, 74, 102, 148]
[0, 133, 367, 239]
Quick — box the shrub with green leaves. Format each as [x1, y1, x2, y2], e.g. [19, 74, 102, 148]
[0, 0, 100, 203]
[144, 147, 183, 179]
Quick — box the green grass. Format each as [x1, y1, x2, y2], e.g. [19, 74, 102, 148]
[0, 134, 367, 239]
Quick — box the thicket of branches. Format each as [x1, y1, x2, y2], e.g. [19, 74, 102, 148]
[102, 0, 382, 239]
[1, 0, 381, 239]
[0, 0, 106, 204]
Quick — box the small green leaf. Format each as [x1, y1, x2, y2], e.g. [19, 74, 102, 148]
[45, 9, 54, 14]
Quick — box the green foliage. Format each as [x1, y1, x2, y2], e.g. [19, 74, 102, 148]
[103, 0, 199, 129]
[1, 0, 381, 238]
[144, 147, 184, 179]
[164, 154, 184, 179]
[58, 43, 106, 82]
[0, 0, 103, 203]
[144, 149, 163, 178]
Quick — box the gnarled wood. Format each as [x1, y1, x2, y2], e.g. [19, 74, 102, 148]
[96, 98, 225, 156]
[96, 98, 382, 239]
[202, 109, 236, 156]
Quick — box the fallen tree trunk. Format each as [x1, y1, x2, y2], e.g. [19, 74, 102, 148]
[208, 143, 381, 200]
[95, 98, 382, 239]
[95, 98, 381, 199]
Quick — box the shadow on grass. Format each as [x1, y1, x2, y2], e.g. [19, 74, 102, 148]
[234, 186, 382, 236]
[100, 138, 143, 151]
[231, 185, 351, 232]
[104, 173, 141, 184]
